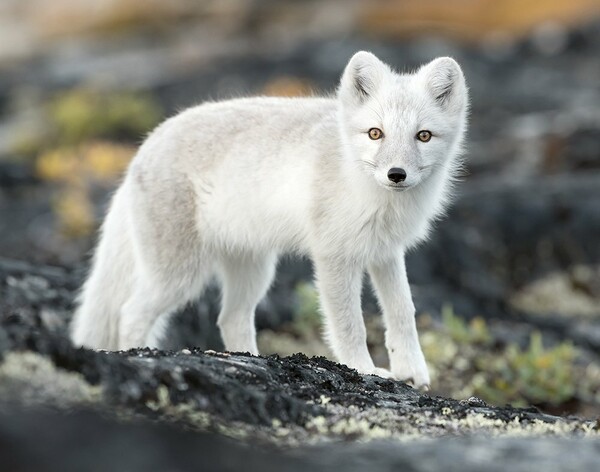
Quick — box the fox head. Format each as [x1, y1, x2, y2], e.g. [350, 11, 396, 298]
[338, 51, 468, 192]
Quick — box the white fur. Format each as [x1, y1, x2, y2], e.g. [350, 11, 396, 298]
[70, 52, 469, 387]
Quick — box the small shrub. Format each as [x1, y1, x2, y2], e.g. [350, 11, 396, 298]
[441, 304, 492, 346]
[422, 307, 583, 411]
[474, 332, 576, 407]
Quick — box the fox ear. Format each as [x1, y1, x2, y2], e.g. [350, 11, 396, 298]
[419, 57, 466, 109]
[339, 51, 389, 104]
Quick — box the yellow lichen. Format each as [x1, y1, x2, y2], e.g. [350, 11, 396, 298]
[0, 351, 101, 407]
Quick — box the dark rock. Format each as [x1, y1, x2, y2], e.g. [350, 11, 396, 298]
[0, 161, 37, 188]
[563, 128, 600, 171]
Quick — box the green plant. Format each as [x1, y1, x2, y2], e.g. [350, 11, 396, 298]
[474, 332, 576, 407]
[441, 304, 491, 346]
[48, 88, 162, 145]
[421, 306, 584, 411]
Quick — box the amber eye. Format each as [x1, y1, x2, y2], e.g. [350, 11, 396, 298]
[416, 130, 432, 142]
[368, 128, 383, 140]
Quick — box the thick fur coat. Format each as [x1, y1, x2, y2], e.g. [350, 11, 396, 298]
[71, 52, 469, 387]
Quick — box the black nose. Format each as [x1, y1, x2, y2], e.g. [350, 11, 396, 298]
[387, 168, 407, 183]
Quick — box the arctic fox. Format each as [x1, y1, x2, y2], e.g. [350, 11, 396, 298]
[71, 51, 468, 387]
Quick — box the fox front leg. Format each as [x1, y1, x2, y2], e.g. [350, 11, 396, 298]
[368, 252, 430, 388]
[313, 255, 392, 379]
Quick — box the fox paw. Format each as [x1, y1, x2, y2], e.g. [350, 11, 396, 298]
[363, 365, 429, 390]
[354, 365, 394, 379]
[368, 367, 395, 379]
[390, 351, 430, 390]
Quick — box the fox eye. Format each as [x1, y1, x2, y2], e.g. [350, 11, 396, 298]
[368, 128, 383, 140]
[416, 130, 432, 142]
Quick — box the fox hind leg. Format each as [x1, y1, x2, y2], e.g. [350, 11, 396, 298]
[118, 274, 200, 350]
[217, 252, 277, 354]
[118, 259, 213, 351]
[119, 164, 207, 350]
[143, 267, 213, 349]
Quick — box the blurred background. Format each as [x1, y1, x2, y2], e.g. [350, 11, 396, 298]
[1, 0, 600, 416]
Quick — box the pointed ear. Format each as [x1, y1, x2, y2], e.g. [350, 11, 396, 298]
[419, 57, 466, 109]
[339, 51, 389, 104]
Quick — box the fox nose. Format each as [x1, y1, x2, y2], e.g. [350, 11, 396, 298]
[387, 168, 407, 183]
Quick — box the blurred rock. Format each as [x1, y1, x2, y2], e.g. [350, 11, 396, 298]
[2, 408, 600, 472]
[512, 265, 600, 318]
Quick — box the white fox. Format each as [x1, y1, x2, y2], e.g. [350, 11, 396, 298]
[71, 51, 468, 387]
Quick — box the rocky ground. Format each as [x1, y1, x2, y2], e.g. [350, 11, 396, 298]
[1, 5, 600, 470]
[1, 263, 599, 470]
[1, 162, 600, 468]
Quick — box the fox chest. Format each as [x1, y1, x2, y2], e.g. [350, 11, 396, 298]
[363, 204, 427, 249]
[312, 198, 430, 261]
